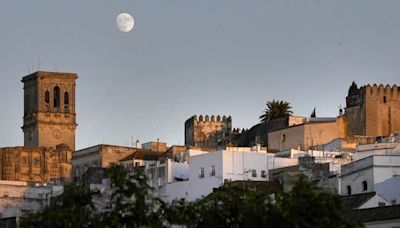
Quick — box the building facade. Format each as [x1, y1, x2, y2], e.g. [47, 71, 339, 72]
[345, 83, 400, 138]
[340, 155, 400, 196]
[22, 71, 78, 151]
[185, 115, 232, 147]
[156, 149, 298, 202]
[0, 71, 77, 183]
[0, 145, 72, 182]
[267, 117, 347, 152]
[72, 144, 135, 182]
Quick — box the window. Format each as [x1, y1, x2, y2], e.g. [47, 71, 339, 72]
[378, 202, 386, 207]
[33, 158, 40, 166]
[199, 167, 204, 178]
[347, 185, 352, 195]
[383, 96, 387, 103]
[21, 157, 28, 165]
[251, 170, 257, 178]
[44, 91, 50, 111]
[282, 134, 286, 143]
[362, 181, 368, 191]
[261, 170, 267, 178]
[210, 165, 215, 176]
[54, 86, 60, 109]
[64, 92, 69, 111]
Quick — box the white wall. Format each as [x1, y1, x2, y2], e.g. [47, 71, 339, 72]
[340, 156, 400, 195]
[359, 194, 391, 209]
[163, 150, 298, 202]
[375, 176, 400, 204]
[354, 142, 400, 161]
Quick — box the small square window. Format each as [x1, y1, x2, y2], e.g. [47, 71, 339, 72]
[199, 167, 204, 178]
[251, 170, 257, 178]
[210, 165, 215, 177]
[261, 170, 267, 178]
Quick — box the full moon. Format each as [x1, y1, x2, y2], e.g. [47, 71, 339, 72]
[116, 13, 134, 32]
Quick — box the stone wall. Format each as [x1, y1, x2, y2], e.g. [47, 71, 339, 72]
[22, 71, 78, 151]
[0, 146, 72, 183]
[185, 115, 232, 147]
[268, 120, 340, 152]
[345, 84, 400, 137]
[72, 144, 135, 182]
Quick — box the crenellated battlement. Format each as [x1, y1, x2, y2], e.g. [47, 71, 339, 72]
[345, 82, 400, 138]
[362, 84, 399, 97]
[187, 114, 232, 123]
[185, 114, 234, 147]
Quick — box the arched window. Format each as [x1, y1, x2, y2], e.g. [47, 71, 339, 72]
[54, 86, 60, 109]
[347, 185, 352, 195]
[64, 92, 69, 111]
[44, 91, 50, 111]
[45, 91, 50, 103]
[362, 181, 368, 191]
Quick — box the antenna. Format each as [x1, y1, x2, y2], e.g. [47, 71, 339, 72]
[25, 58, 29, 73]
[37, 55, 41, 71]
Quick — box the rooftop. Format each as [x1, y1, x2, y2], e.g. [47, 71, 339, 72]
[346, 205, 400, 223]
[341, 192, 377, 210]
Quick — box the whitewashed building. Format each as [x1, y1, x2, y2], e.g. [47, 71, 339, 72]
[150, 149, 298, 202]
[340, 155, 400, 196]
[375, 176, 400, 205]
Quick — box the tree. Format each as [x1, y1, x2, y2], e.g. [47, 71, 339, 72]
[21, 167, 362, 228]
[21, 165, 165, 228]
[165, 177, 362, 228]
[92, 165, 165, 227]
[259, 100, 293, 123]
[21, 184, 95, 228]
[268, 175, 362, 228]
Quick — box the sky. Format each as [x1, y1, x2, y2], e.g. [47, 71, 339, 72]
[0, 0, 399, 149]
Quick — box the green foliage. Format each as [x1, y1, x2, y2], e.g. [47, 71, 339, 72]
[96, 165, 164, 227]
[21, 183, 94, 228]
[260, 99, 293, 123]
[269, 175, 362, 228]
[21, 167, 362, 228]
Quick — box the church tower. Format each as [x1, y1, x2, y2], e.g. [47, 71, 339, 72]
[22, 71, 78, 151]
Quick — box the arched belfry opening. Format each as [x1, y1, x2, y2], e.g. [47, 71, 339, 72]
[64, 91, 69, 112]
[54, 86, 60, 109]
[44, 91, 50, 111]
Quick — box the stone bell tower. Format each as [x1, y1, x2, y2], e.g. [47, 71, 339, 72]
[22, 71, 78, 151]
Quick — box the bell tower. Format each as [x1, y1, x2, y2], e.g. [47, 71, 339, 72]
[22, 71, 78, 151]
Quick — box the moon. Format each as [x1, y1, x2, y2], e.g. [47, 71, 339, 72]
[116, 13, 134, 32]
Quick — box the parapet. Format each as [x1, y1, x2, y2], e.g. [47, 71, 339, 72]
[185, 114, 232, 124]
[362, 84, 399, 96]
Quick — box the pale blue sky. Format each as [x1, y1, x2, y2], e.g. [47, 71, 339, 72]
[0, 0, 399, 149]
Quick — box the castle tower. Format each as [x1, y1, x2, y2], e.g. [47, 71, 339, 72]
[21, 71, 78, 151]
[185, 114, 232, 147]
[345, 82, 400, 137]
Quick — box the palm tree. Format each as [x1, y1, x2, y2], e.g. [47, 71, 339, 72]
[259, 100, 293, 123]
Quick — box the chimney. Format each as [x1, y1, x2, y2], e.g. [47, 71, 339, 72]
[135, 140, 141, 149]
